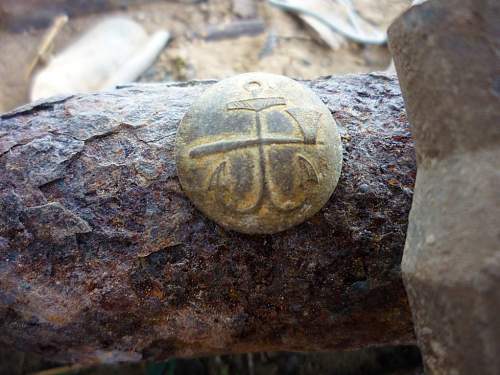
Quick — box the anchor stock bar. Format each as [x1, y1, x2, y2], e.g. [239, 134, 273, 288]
[226, 97, 286, 111]
[189, 137, 308, 158]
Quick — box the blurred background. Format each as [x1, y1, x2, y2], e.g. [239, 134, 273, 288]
[0, 0, 421, 374]
[0, 0, 410, 112]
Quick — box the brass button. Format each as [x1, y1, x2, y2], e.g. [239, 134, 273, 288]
[176, 72, 342, 234]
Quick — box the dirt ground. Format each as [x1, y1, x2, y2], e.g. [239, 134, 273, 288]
[0, 0, 410, 112]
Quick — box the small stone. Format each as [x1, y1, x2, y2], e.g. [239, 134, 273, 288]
[175, 73, 342, 234]
[359, 183, 369, 193]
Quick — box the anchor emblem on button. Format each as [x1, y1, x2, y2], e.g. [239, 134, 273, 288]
[189, 96, 323, 213]
[176, 73, 342, 234]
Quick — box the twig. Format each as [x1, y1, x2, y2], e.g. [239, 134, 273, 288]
[26, 14, 68, 78]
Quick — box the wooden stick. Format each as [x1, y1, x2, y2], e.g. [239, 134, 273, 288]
[26, 14, 69, 78]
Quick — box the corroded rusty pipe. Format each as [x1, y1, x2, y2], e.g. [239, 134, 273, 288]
[0, 74, 416, 363]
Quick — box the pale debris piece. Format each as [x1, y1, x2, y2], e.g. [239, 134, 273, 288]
[30, 17, 170, 101]
[300, 13, 347, 50]
[268, 0, 387, 48]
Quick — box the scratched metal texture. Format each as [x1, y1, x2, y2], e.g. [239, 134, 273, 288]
[0, 73, 416, 363]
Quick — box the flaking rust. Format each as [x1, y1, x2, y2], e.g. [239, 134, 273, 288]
[176, 72, 343, 234]
[0, 74, 417, 362]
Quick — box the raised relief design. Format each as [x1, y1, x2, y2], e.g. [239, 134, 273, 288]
[188, 93, 323, 213]
[176, 72, 342, 234]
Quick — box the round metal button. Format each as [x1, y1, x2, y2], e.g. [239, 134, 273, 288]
[176, 72, 342, 234]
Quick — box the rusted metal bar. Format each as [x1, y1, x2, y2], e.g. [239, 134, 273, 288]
[0, 74, 416, 364]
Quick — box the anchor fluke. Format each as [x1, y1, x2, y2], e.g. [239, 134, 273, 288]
[297, 154, 320, 184]
[286, 108, 322, 144]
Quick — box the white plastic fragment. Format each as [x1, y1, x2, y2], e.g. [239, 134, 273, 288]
[268, 0, 387, 46]
[31, 17, 170, 101]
